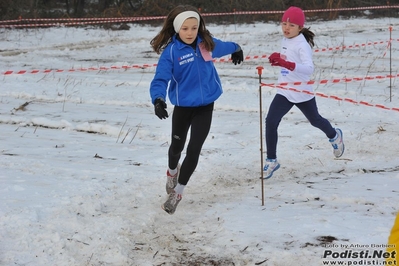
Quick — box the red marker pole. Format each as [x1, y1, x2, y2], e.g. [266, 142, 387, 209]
[256, 66, 265, 206]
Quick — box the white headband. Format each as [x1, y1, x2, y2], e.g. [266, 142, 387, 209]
[173, 11, 200, 33]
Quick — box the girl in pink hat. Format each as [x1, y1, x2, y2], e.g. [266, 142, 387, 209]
[263, 6, 344, 179]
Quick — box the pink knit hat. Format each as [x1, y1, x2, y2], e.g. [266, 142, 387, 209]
[282, 6, 305, 27]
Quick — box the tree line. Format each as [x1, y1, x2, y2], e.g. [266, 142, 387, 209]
[0, 0, 396, 23]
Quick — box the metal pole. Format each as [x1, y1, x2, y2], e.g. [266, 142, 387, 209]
[257, 66, 265, 206]
[389, 25, 392, 102]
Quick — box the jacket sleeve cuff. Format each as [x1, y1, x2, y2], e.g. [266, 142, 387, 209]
[235, 44, 241, 52]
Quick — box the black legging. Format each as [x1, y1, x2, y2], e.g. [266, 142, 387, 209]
[168, 102, 214, 185]
[265, 94, 336, 159]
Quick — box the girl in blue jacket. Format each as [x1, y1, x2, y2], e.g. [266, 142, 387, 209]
[149, 5, 243, 214]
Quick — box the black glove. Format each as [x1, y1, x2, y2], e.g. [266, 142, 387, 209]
[154, 98, 168, 120]
[231, 49, 244, 65]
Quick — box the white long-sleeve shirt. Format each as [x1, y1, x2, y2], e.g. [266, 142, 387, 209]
[277, 33, 314, 103]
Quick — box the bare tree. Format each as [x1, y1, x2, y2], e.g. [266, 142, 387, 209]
[73, 0, 85, 16]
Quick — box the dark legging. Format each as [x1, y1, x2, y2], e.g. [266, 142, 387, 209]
[265, 94, 336, 159]
[168, 102, 214, 185]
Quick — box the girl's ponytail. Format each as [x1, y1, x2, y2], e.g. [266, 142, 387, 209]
[301, 28, 315, 48]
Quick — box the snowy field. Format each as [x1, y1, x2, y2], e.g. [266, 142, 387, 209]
[1, 16, 399, 266]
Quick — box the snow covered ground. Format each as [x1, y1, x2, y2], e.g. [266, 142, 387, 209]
[0, 16, 398, 266]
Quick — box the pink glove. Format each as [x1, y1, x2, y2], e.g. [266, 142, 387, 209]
[268, 52, 296, 71]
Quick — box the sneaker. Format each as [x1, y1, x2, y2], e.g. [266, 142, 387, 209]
[329, 128, 344, 158]
[166, 164, 180, 194]
[161, 192, 182, 215]
[263, 158, 280, 179]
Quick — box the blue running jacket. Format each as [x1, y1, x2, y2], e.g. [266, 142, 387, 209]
[150, 35, 240, 107]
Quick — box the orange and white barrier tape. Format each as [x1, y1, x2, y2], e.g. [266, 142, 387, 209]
[2, 37, 398, 76]
[0, 5, 398, 28]
[1, 64, 158, 75]
[261, 74, 399, 88]
[0, 17, 165, 28]
[263, 84, 399, 112]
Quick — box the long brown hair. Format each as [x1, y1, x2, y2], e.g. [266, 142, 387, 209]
[150, 5, 215, 54]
